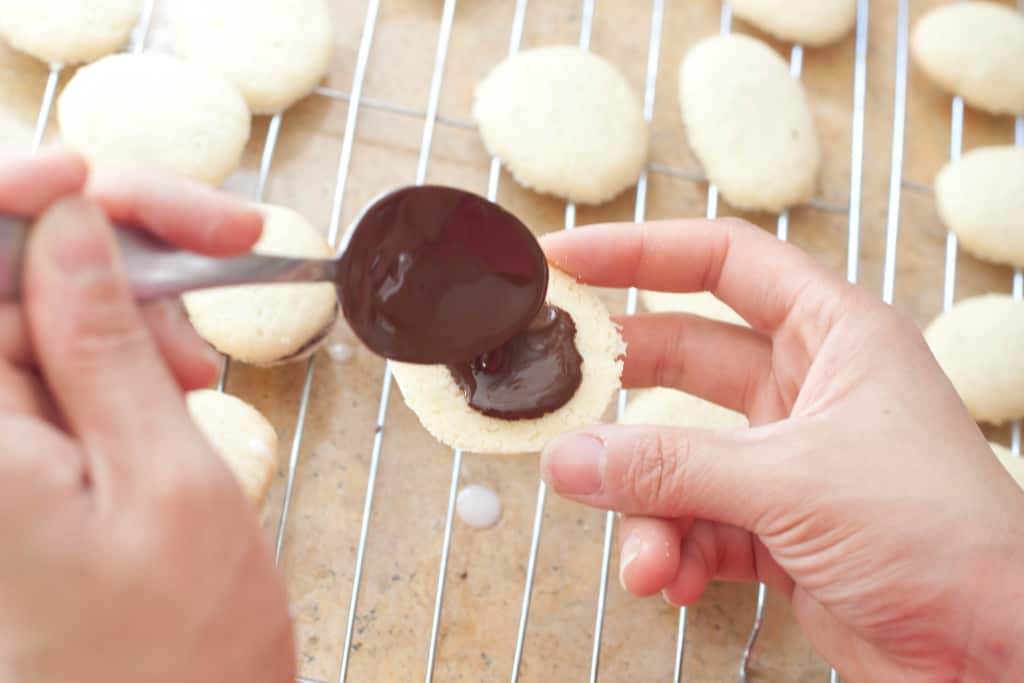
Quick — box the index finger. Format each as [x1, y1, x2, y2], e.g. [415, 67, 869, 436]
[0, 147, 87, 215]
[540, 218, 846, 335]
[87, 167, 263, 257]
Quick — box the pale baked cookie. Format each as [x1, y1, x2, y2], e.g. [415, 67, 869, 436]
[911, 2, 1024, 116]
[621, 387, 747, 430]
[186, 389, 278, 507]
[925, 294, 1024, 425]
[991, 442, 1024, 492]
[935, 146, 1024, 270]
[0, 35, 50, 133]
[0, 0, 142, 65]
[640, 291, 745, 326]
[732, 0, 856, 46]
[167, 0, 332, 115]
[392, 269, 624, 454]
[472, 46, 648, 205]
[184, 204, 338, 367]
[57, 53, 250, 185]
[679, 34, 821, 213]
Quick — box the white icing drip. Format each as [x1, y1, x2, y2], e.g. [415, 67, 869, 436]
[327, 343, 355, 363]
[456, 485, 502, 529]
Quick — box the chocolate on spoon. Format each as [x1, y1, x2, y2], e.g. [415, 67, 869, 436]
[0, 185, 549, 366]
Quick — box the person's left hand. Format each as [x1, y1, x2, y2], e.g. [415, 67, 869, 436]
[0, 147, 262, 409]
[0, 149, 297, 683]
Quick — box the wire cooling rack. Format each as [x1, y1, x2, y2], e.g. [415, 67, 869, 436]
[21, 0, 1022, 681]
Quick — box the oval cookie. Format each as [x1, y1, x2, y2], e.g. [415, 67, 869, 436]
[57, 53, 250, 185]
[991, 442, 1024, 492]
[187, 389, 278, 507]
[640, 291, 745, 326]
[184, 204, 338, 366]
[621, 387, 747, 430]
[473, 46, 648, 205]
[935, 146, 1024, 269]
[925, 294, 1024, 424]
[732, 0, 856, 46]
[679, 34, 820, 213]
[168, 0, 332, 115]
[0, 0, 142, 65]
[392, 269, 624, 454]
[910, 2, 1024, 116]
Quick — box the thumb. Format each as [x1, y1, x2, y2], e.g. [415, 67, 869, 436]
[540, 423, 795, 533]
[24, 197, 201, 491]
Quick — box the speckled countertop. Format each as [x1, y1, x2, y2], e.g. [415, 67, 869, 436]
[1, 1, 1018, 680]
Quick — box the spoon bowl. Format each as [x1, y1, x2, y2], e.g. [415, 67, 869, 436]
[339, 185, 548, 365]
[0, 186, 549, 366]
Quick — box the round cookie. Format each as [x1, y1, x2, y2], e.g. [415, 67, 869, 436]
[731, 0, 857, 46]
[991, 442, 1024, 492]
[935, 146, 1024, 270]
[472, 46, 648, 205]
[621, 387, 747, 430]
[57, 53, 250, 186]
[392, 268, 624, 454]
[910, 2, 1024, 117]
[0, 34, 51, 132]
[167, 0, 332, 115]
[640, 291, 745, 326]
[186, 389, 278, 507]
[924, 294, 1024, 425]
[679, 34, 821, 213]
[183, 204, 339, 367]
[0, 0, 142, 65]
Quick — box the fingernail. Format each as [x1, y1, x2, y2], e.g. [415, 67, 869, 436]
[215, 209, 264, 254]
[541, 433, 604, 496]
[619, 534, 643, 592]
[41, 199, 114, 278]
[661, 590, 679, 608]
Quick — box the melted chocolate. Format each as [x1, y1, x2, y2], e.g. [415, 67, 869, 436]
[339, 186, 548, 365]
[446, 304, 583, 420]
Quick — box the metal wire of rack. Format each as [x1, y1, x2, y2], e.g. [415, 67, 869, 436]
[20, 0, 1022, 681]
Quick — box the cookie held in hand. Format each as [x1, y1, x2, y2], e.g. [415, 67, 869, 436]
[392, 269, 624, 454]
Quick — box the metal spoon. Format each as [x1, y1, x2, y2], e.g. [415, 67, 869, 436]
[0, 185, 549, 365]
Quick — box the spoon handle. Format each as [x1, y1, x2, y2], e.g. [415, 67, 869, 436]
[0, 213, 339, 301]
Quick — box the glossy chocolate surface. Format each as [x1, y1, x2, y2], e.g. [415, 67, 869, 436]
[340, 186, 548, 365]
[446, 304, 583, 420]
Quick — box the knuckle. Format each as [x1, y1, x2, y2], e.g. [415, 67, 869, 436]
[623, 429, 689, 512]
[0, 417, 83, 493]
[652, 318, 687, 389]
[68, 272, 149, 354]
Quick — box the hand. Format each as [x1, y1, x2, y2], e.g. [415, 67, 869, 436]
[540, 219, 1024, 682]
[0, 149, 296, 682]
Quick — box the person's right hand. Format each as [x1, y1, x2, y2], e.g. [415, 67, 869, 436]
[540, 218, 1024, 682]
[0, 149, 296, 682]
